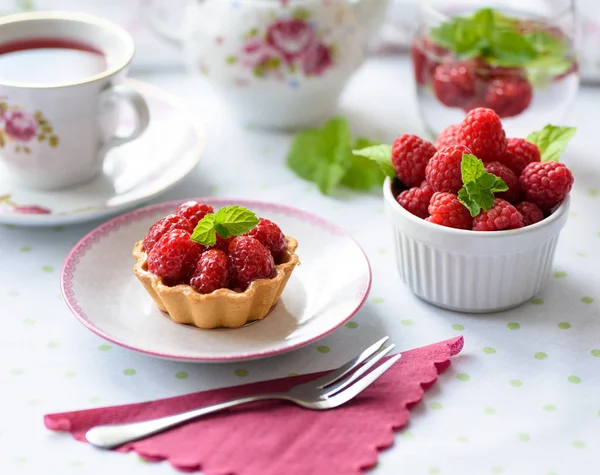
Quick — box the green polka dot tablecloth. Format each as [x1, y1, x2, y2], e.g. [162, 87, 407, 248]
[1, 60, 599, 475]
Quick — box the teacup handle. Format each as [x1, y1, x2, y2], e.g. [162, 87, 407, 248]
[100, 84, 150, 155]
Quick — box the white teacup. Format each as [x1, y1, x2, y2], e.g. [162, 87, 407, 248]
[0, 12, 149, 190]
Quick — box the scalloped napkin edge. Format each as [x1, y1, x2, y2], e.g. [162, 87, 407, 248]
[44, 336, 464, 474]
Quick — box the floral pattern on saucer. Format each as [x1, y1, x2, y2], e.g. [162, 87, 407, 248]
[0, 194, 51, 215]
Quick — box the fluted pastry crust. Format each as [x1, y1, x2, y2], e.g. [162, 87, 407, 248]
[133, 236, 298, 329]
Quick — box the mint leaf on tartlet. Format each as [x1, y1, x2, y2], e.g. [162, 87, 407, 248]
[191, 206, 258, 246]
[214, 206, 259, 238]
[526, 124, 576, 162]
[457, 154, 508, 217]
[191, 214, 217, 246]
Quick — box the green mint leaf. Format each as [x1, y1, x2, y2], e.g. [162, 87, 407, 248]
[458, 154, 508, 217]
[320, 116, 353, 163]
[475, 173, 508, 193]
[488, 28, 537, 66]
[213, 206, 259, 238]
[191, 214, 217, 246]
[490, 10, 521, 29]
[471, 7, 494, 26]
[341, 138, 385, 190]
[286, 116, 352, 195]
[428, 7, 569, 70]
[458, 185, 481, 217]
[429, 18, 487, 58]
[353, 137, 378, 150]
[523, 31, 571, 88]
[286, 129, 321, 181]
[459, 181, 496, 217]
[461, 153, 486, 183]
[314, 160, 347, 195]
[351, 144, 395, 178]
[525, 31, 568, 58]
[525, 125, 576, 162]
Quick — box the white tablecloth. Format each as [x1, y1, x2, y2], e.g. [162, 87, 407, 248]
[2, 57, 599, 475]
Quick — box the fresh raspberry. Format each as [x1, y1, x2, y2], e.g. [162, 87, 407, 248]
[516, 201, 545, 227]
[457, 107, 507, 162]
[425, 144, 471, 194]
[229, 236, 275, 290]
[483, 161, 521, 203]
[212, 235, 233, 253]
[391, 134, 437, 187]
[520, 162, 574, 211]
[246, 218, 286, 260]
[175, 201, 214, 227]
[484, 76, 533, 118]
[432, 62, 477, 108]
[426, 192, 473, 229]
[411, 39, 446, 85]
[435, 124, 460, 149]
[147, 229, 203, 286]
[396, 182, 434, 219]
[189, 249, 230, 294]
[499, 138, 541, 175]
[472, 198, 524, 231]
[143, 214, 194, 252]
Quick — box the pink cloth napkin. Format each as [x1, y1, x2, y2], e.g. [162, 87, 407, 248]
[44, 337, 463, 474]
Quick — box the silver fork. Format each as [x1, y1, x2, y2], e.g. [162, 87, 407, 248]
[86, 336, 400, 450]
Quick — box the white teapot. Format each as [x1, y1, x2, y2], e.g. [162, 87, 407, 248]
[144, 0, 390, 128]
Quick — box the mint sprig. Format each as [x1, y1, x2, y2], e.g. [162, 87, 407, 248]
[457, 154, 508, 217]
[526, 124, 576, 162]
[190, 206, 258, 246]
[341, 138, 388, 190]
[351, 144, 395, 179]
[429, 7, 573, 76]
[286, 117, 386, 195]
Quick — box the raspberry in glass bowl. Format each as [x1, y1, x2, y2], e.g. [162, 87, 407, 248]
[354, 108, 575, 312]
[411, 4, 579, 138]
[133, 202, 299, 328]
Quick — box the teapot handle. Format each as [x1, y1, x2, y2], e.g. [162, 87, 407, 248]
[349, 0, 391, 42]
[139, 0, 186, 48]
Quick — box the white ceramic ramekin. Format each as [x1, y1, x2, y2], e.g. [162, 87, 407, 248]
[383, 178, 570, 313]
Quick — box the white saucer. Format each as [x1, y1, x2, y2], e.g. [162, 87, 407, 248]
[0, 79, 206, 227]
[61, 198, 372, 363]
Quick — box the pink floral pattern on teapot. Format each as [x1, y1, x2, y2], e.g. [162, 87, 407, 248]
[226, 9, 335, 79]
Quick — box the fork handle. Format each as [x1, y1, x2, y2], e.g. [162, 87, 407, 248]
[85, 393, 285, 450]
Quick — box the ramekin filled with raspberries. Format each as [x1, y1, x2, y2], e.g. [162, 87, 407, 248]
[355, 108, 575, 313]
[133, 201, 299, 328]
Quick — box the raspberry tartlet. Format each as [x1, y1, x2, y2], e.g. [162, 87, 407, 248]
[133, 202, 299, 329]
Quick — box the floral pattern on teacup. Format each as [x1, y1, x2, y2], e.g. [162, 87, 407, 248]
[226, 9, 335, 80]
[0, 99, 59, 153]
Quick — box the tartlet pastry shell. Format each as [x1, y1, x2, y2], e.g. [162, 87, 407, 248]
[133, 237, 299, 329]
